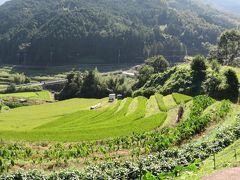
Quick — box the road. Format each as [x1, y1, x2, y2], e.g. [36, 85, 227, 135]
[18, 79, 67, 88]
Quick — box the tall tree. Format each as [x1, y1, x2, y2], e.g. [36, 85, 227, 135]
[145, 55, 169, 73]
[191, 55, 207, 95]
[223, 69, 239, 102]
[217, 30, 240, 66]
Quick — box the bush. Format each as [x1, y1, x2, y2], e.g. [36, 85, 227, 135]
[5, 84, 16, 93]
[11, 73, 29, 85]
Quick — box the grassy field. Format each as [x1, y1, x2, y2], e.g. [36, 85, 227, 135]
[0, 91, 53, 101]
[0, 93, 189, 142]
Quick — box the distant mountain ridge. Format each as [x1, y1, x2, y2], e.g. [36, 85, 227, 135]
[201, 0, 240, 17]
[0, 0, 239, 66]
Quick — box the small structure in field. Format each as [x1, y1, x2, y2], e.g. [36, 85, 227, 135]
[117, 94, 123, 100]
[109, 94, 116, 102]
[90, 103, 101, 110]
[19, 98, 27, 103]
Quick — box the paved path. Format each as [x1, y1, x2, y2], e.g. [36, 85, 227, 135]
[202, 167, 240, 180]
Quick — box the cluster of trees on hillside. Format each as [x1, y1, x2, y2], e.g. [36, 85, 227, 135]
[0, 0, 238, 65]
[56, 69, 133, 100]
[134, 55, 169, 88]
[56, 54, 239, 103]
[134, 55, 239, 102]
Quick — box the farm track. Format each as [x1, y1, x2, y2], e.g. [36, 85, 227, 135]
[203, 168, 240, 180]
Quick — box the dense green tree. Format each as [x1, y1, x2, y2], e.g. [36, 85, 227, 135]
[203, 72, 222, 99]
[80, 70, 108, 98]
[191, 55, 207, 73]
[145, 55, 169, 73]
[136, 65, 154, 88]
[216, 30, 240, 66]
[57, 70, 133, 100]
[223, 69, 239, 102]
[191, 55, 207, 95]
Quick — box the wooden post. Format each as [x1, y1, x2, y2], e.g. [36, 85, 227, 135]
[213, 153, 216, 170]
[139, 163, 142, 180]
[234, 149, 237, 161]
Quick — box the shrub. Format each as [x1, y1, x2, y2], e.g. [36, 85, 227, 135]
[11, 73, 29, 85]
[5, 84, 16, 93]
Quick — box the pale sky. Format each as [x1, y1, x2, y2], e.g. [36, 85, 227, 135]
[0, 0, 9, 5]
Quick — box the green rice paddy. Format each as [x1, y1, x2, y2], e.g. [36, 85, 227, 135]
[0, 91, 52, 101]
[0, 93, 192, 142]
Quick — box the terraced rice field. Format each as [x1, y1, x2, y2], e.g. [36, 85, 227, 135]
[0, 91, 53, 101]
[0, 93, 192, 142]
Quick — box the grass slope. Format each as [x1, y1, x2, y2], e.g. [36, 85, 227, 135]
[0, 91, 52, 101]
[0, 96, 166, 141]
[0, 98, 108, 131]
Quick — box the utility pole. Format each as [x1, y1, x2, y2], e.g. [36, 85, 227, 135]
[118, 49, 121, 64]
[50, 50, 53, 66]
[58, 0, 65, 12]
[24, 52, 27, 65]
[17, 53, 20, 65]
[185, 46, 188, 57]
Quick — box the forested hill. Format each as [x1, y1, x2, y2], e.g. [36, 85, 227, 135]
[0, 0, 239, 66]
